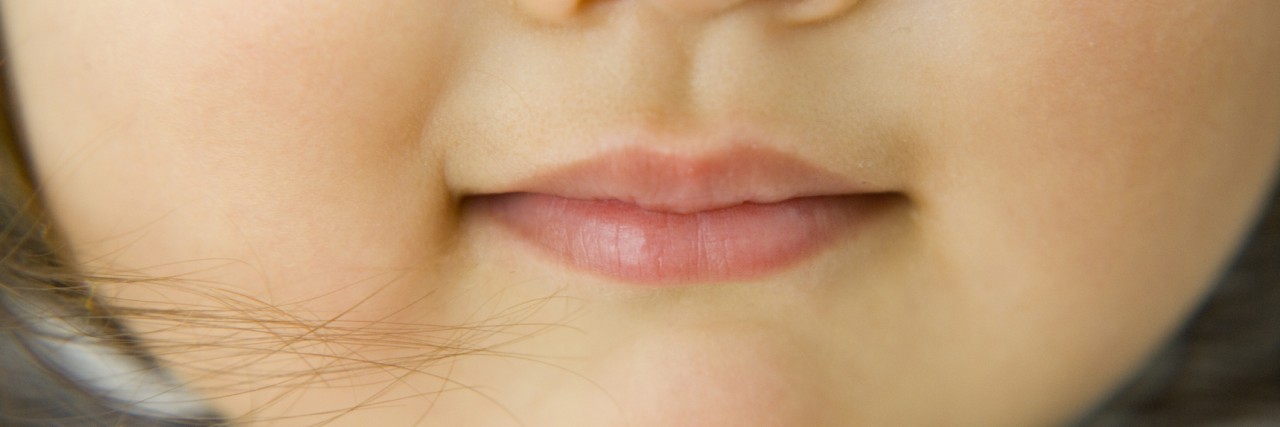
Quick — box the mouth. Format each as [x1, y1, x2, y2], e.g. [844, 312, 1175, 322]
[467, 145, 893, 286]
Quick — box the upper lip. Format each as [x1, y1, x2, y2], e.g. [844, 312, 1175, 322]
[489, 143, 875, 214]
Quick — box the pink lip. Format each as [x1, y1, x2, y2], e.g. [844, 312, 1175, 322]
[472, 145, 880, 285]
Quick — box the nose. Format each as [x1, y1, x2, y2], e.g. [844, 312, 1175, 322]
[651, 0, 749, 18]
[517, 0, 744, 22]
[517, 0, 858, 24]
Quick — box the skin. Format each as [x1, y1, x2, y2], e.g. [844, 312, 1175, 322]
[5, 0, 1280, 425]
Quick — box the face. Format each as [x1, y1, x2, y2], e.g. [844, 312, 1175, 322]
[6, 1, 1280, 425]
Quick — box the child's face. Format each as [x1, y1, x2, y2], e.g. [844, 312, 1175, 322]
[6, 1, 1280, 425]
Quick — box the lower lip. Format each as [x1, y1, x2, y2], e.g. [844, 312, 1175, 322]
[473, 193, 869, 285]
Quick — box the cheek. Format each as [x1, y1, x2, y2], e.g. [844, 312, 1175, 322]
[928, 2, 1280, 283]
[909, 0, 1280, 416]
[10, 1, 463, 317]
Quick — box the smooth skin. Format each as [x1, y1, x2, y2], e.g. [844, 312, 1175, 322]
[5, 1, 1280, 425]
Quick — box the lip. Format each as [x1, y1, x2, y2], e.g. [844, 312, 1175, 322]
[470, 145, 883, 285]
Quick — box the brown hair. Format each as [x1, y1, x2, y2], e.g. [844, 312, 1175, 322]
[0, 81, 224, 424]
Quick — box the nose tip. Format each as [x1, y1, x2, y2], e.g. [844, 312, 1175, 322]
[650, 0, 749, 18]
[778, 0, 861, 24]
[516, 0, 858, 24]
[516, 0, 747, 22]
[515, 0, 578, 23]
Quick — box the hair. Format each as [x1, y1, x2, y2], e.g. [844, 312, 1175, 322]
[0, 33, 1277, 427]
[0, 97, 215, 425]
